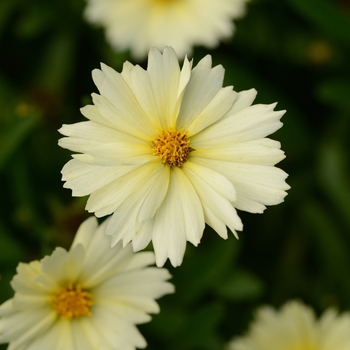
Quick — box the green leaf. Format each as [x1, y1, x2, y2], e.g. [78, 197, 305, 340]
[36, 30, 78, 92]
[316, 79, 350, 110]
[173, 231, 240, 305]
[0, 221, 25, 265]
[216, 270, 265, 301]
[302, 200, 350, 289]
[288, 0, 350, 44]
[0, 0, 21, 36]
[15, 4, 57, 38]
[317, 140, 350, 230]
[0, 108, 40, 169]
[176, 303, 225, 350]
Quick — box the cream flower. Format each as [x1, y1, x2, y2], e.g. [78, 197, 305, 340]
[59, 47, 289, 267]
[84, 0, 248, 59]
[0, 217, 174, 350]
[226, 300, 350, 350]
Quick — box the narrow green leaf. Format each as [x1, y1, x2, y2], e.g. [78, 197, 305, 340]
[302, 200, 350, 292]
[217, 270, 265, 301]
[316, 79, 350, 110]
[0, 109, 40, 169]
[0, 221, 25, 265]
[288, 0, 350, 44]
[317, 140, 350, 230]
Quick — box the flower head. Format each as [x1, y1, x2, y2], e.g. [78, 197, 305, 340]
[84, 0, 248, 59]
[0, 217, 174, 349]
[226, 300, 350, 350]
[59, 47, 290, 267]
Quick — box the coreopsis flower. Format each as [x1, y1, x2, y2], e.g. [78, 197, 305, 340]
[0, 217, 174, 349]
[84, 0, 248, 59]
[59, 47, 289, 267]
[226, 300, 350, 350]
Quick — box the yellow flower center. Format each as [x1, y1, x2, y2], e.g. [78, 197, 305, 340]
[53, 283, 93, 319]
[152, 129, 193, 167]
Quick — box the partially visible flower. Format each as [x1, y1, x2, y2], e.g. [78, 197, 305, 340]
[84, 0, 248, 59]
[59, 47, 289, 267]
[0, 217, 174, 350]
[226, 300, 350, 350]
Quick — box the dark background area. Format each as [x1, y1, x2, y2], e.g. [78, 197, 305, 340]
[1, 0, 350, 348]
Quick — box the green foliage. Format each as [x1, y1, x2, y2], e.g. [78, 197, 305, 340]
[0, 0, 350, 348]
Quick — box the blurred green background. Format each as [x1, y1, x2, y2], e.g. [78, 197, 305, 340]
[1, 0, 350, 348]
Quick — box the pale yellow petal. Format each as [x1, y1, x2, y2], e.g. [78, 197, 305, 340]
[177, 59, 225, 131]
[187, 86, 237, 137]
[191, 103, 285, 146]
[147, 47, 181, 129]
[172, 167, 205, 246]
[191, 139, 286, 166]
[182, 164, 242, 237]
[61, 159, 135, 197]
[152, 170, 187, 267]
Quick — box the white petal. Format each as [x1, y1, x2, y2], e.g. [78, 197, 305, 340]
[152, 170, 187, 267]
[202, 205, 228, 239]
[70, 321, 100, 350]
[147, 47, 181, 128]
[85, 142, 153, 166]
[95, 268, 172, 298]
[71, 216, 98, 250]
[172, 167, 205, 246]
[191, 139, 286, 166]
[0, 299, 14, 317]
[10, 262, 41, 295]
[93, 63, 155, 137]
[132, 218, 154, 252]
[192, 157, 290, 212]
[197, 54, 213, 68]
[177, 56, 192, 99]
[107, 197, 145, 248]
[130, 64, 162, 131]
[137, 165, 170, 223]
[221, 88, 257, 119]
[91, 92, 151, 141]
[0, 308, 56, 346]
[187, 86, 236, 137]
[182, 163, 243, 237]
[104, 165, 166, 246]
[125, 251, 157, 271]
[61, 159, 135, 197]
[11, 293, 51, 310]
[91, 307, 147, 349]
[81, 242, 133, 289]
[37, 245, 85, 288]
[120, 60, 135, 87]
[192, 103, 285, 146]
[96, 299, 152, 324]
[80, 104, 117, 130]
[59, 121, 145, 154]
[85, 162, 161, 215]
[177, 59, 225, 130]
[183, 161, 236, 202]
[53, 319, 76, 350]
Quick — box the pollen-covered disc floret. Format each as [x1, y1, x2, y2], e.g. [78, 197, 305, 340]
[59, 47, 290, 267]
[152, 129, 192, 167]
[53, 283, 92, 319]
[226, 300, 350, 350]
[0, 217, 174, 349]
